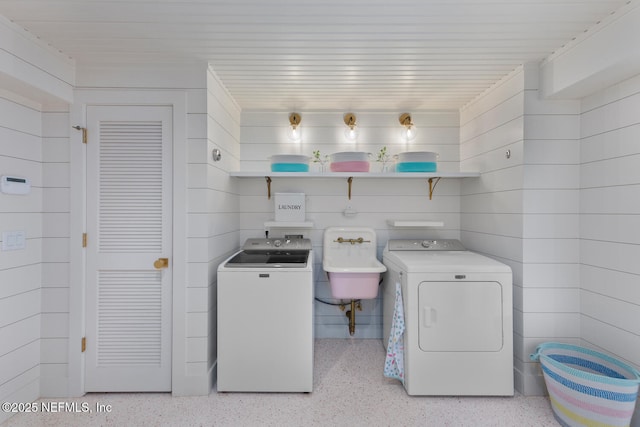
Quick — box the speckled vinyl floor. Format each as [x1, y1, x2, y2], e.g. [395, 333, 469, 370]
[1, 339, 558, 427]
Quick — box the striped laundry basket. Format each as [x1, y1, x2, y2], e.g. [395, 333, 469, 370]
[530, 342, 640, 427]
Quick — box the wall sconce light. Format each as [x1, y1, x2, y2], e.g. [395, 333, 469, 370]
[399, 113, 417, 142]
[287, 112, 302, 142]
[343, 112, 359, 142]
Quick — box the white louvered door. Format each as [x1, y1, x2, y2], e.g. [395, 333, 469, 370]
[85, 105, 172, 391]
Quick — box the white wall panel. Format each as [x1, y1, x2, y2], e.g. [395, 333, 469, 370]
[203, 67, 241, 393]
[0, 316, 39, 357]
[578, 72, 640, 380]
[522, 288, 580, 313]
[0, 264, 40, 300]
[465, 164, 524, 193]
[42, 213, 69, 238]
[523, 214, 579, 239]
[582, 291, 640, 335]
[461, 67, 525, 126]
[40, 263, 68, 287]
[523, 165, 580, 189]
[522, 263, 580, 288]
[460, 189, 523, 213]
[39, 109, 70, 398]
[582, 240, 640, 275]
[581, 214, 640, 243]
[461, 64, 581, 396]
[40, 313, 68, 338]
[524, 139, 580, 165]
[581, 154, 640, 188]
[42, 137, 68, 163]
[581, 265, 640, 305]
[0, 126, 41, 161]
[581, 316, 640, 367]
[39, 339, 67, 365]
[0, 341, 40, 392]
[522, 313, 580, 337]
[40, 288, 68, 314]
[42, 188, 69, 213]
[0, 92, 43, 415]
[186, 313, 208, 338]
[581, 123, 640, 164]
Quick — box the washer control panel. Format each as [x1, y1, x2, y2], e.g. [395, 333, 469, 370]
[387, 239, 466, 251]
[242, 237, 312, 251]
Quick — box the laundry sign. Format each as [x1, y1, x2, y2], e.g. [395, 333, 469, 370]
[275, 193, 306, 222]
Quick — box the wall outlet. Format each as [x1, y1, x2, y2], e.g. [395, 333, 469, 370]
[1, 230, 26, 251]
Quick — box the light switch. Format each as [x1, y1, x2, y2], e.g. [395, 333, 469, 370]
[1, 231, 26, 251]
[14, 231, 26, 249]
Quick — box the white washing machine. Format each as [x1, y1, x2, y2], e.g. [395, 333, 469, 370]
[217, 237, 314, 392]
[382, 239, 513, 396]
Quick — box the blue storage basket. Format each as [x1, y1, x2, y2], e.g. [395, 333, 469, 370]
[531, 342, 640, 427]
[396, 161, 437, 172]
[270, 163, 309, 172]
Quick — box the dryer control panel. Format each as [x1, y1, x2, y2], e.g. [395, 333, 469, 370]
[387, 239, 466, 251]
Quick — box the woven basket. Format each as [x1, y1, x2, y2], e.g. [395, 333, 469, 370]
[531, 342, 640, 427]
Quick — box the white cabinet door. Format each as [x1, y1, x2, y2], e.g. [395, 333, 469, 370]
[85, 105, 172, 391]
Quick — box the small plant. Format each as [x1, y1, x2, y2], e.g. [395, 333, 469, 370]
[376, 146, 392, 172]
[312, 150, 328, 172]
[376, 146, 390, 163]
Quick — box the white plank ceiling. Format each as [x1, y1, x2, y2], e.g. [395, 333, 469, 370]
[0, 0, 632, 109]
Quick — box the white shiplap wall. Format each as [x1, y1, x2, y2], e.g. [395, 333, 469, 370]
[40, 108, 71, 397]
[238, 110, 461, 338]
[579, 73, 640, 371]
[0, 91, 42, 424]
[460, 64, 581, 396]
[460, 67, 527, 393]
[521, 65, 581, 396]
[202, 68, 241, 385]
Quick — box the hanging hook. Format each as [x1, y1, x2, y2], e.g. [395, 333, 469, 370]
[72, 125, 87, 144]
[265, 176, 272, 199]
[428, 177, 441, 200]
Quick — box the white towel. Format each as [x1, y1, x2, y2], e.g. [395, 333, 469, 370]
[384, 282, 405, 384]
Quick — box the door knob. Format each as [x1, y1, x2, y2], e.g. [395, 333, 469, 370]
[154, 258, 169, 269]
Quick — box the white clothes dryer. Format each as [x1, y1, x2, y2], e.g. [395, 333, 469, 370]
[382, 239, 513, 396]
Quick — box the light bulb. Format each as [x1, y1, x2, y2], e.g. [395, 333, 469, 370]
[287, 113, 302, 142]
[344, 126, 359, 142]
[401, 125, 417, 142]
[287, 125, 301, 142]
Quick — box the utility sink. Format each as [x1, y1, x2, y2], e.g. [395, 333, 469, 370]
[322, 227, 386, 299]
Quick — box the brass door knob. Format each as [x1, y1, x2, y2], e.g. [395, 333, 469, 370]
[154, 258, 169, 269]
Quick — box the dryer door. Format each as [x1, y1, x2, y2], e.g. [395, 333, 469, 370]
[418, 281, 503, 352]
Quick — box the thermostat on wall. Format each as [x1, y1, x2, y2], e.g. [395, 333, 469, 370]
[1, 176, 31, 195]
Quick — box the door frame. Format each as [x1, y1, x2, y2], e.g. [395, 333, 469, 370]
[69, 89, 187, 396]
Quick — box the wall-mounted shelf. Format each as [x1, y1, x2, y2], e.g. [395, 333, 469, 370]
[264, 221, 314, 228]
[229, 171, 480, 200]
[229, 171, 480, 179]
[387, 220, 445, 228]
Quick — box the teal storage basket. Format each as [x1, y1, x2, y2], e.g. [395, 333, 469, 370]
[530, 342, 640, 427]
[396, 161, 437, 172]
